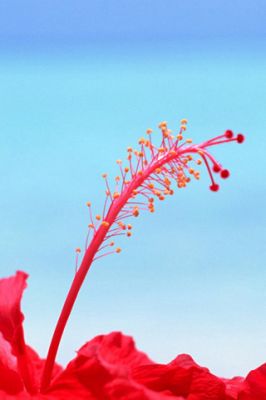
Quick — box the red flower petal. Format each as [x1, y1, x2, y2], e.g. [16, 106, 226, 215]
[48, 333, 228, 400]
[105, 377, 184, 399]
[238, 364, 266, 400]
[47, 332, 153, 399]
[133, 353, 226, 399]
[222, 376, 244, 399]
[77, 331, 153, 369]
[0, 332, 17, 370]
[0, 271, 28, 353]
[0, 272, 61, 395]
[0, 333, 24, 395]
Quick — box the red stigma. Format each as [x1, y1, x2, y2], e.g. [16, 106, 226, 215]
[213, 164, 221, 173]
[220, 169, 230, 179]
[225, 129, 234, 139]
[236, 134, 245, 143]
[210, 183, 219, 192]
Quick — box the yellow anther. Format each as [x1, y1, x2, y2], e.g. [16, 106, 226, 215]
[106, 190, 110, 196]
[127, 224, 132, 230]
[133, 208, 139, 217]
[110, 241, 115, 246]
[116, 159, 122, 165]
[76, 248, 81, 253]
[127, 147, 133, 152]
[158, 147, 165, 153]
[189, 168, 194, 174]
[194, 172, 200, 180]
[124, 167, 129, 173]
[101, 221, 110, 227]
[198, 150, 204, 155]
[149, 207, 155, 213]
[96, 215, 101, 221]
[113, 192, 120, 199]
[186, 139, 193, 144]
[196, 159, 202, 165]
[138, 138, 145, 144]
[86, 201, 91, 207]
[145, 140, 151, 147]
[180, 125, 187, 131]
[148, 183, 154, 189]
[177, 135, 183, 140]
[116, 247, 122, 253]
[115, 176, 120, 181]
[138, 152, 144, 157]
[187, 155, 193, 161]
[169, 150, 177, 156]
[132, 189, 138, 195]
[180, 118, 188, 124]
[88, 223, 94, 228]
[155, 168, 162, 173]
[159, 195, 165, 201]
[138, 170, 143, 176]
[127, 232, 132, 237]
[102, 173, 107, 178]
[118, 222, 126, 230]
[146, 128, 153, 134]
[158, 121, 167, 129]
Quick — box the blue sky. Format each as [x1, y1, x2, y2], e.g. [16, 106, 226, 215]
[0, 0, 266, 43]
[0, 0, 266, 379]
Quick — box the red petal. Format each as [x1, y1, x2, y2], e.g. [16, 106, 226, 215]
[238, 364, 266, 400]
[0, 332, 24, 395]
[77, 331, 153, 368]
[0, 272, 61, 395]
[0, 332, 17, 370]
[133, 353, 225, 399]
[0, 271, 28, 352]
[48, 332, 153, 399]
[0, 364, 24, 395]
[187, 370, 225, 399]
[105, 378, 184, 399]
[222, 376, 244, 399]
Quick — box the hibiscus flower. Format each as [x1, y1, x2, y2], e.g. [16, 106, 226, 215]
[0, 121, 253, 399]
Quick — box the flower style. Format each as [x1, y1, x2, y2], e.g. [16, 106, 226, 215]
[0, 120, 258, 400]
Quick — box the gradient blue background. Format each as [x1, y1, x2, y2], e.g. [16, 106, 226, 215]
[0, 0, 265, 378]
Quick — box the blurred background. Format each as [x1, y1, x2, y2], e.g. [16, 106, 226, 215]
[0, 0, 265, 377]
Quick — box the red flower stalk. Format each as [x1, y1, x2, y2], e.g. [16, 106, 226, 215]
[40, 120, 245, 391]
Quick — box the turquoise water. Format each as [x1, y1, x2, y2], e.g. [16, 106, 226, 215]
[0, 41, 265, 377]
